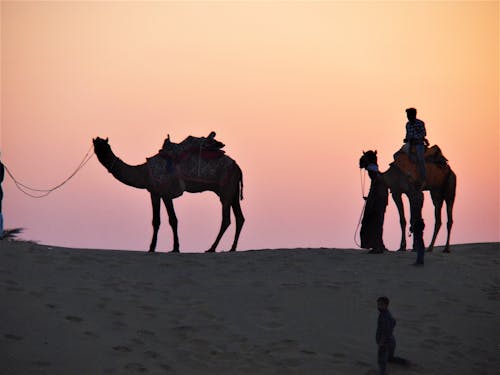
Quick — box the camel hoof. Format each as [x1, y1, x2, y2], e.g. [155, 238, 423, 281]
[397, 248, 406, 252]
[205, 249, 216, 253]
[443, 249, 450, 253]
[170, 249, 179, 253]
[426, 248, 434, 253]
[148, 249, 155, 253]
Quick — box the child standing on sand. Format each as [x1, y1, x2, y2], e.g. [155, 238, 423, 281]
[376, 296, 397, 375]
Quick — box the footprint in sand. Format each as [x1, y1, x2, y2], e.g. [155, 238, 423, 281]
[4, 333, 23, 341]
[300, 349, 317, 355]
[84, 331, 100, 339]
[112, 320, 128, 329]
[422, 338, 439, 347]
[144, 350, 161, 359]
[259, 321, 283, 330]
[65, 315, 84, 323]
[159, 363, 173, 372]
[171, 325, 197, 339]
[354, 360, 372, 367]
[124, 362, 147, 372]
[428, 325, 442, 336]
[113, 345, 132, 353]
[31, 360, 52, 368]
[137, 329, 156, 337]
[131, 338, 145, 346]
[466, 305, 496, 316]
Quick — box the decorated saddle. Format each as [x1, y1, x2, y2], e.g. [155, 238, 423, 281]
[392, 144, 450, 185]
[146, 132, 236, 197]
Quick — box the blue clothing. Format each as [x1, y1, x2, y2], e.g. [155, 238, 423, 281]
[378, 341, 395, 375]
[415, 143, 426, 181]
[377, 309, 397, 375]
[405, 119, 427, 181]
[376, 310, 396, 345]
[405, 119, 426, 144]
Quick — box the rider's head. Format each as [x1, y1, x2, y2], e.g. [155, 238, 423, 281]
[406, 107, 417, 122]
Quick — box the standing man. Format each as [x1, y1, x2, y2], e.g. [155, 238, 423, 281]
[0, 158, 4, 239]
[412, 218, 426, 265]
[404, 108, 427, 187]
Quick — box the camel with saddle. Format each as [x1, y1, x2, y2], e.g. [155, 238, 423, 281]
[93, 132, 244, 253]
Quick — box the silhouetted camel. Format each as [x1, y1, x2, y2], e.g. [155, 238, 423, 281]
[93, 137, 244, 253]
[359, 149, 456, 252]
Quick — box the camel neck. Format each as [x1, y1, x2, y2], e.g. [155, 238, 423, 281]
[98, 148, 149, 189]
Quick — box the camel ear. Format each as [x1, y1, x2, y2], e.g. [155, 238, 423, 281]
[105, 137, 109, 143]
[374, 150, 377, 155]
[362, 150, 366, 155]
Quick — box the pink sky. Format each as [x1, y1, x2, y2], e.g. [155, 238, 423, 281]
[1, 2, 498, 252]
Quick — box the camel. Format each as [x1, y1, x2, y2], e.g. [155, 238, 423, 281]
[93, 136, 244, 253]
[359, 148, 456, 253]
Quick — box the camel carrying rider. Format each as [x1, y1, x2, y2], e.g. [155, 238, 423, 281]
[403, 108, 428, 186]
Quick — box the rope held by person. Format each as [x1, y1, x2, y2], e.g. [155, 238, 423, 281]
[4, 144, 95, 198]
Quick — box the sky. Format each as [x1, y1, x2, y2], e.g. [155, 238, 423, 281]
[1, 1, 498, 252]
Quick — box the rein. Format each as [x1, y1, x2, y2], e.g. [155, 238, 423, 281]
[4, 143, 95, 198]
[354, 167, 368, 248]
[360, 168, 367, 200]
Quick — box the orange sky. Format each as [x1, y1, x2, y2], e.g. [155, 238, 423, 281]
[1, 1, 498, 252]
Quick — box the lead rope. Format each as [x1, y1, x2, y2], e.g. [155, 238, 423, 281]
[354, 169, 368, 248]
[4, 144, 95, 198]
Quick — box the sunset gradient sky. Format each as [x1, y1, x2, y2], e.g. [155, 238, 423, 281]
[1, 1, 498, 252]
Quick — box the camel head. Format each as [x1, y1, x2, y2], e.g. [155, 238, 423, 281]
[359, 150, 378, 169]
[93, 137, 111, 163]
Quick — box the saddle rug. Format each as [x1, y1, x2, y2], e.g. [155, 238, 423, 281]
[146, 153, 236, 195]
[392, 145, 450, 185]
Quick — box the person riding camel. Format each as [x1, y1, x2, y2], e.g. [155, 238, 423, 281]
[403, 108, 428, 187]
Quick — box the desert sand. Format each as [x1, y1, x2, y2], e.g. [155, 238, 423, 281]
[1, 240, 499, 374]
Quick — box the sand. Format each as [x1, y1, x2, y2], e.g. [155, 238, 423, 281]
[1, 241, 499, 374]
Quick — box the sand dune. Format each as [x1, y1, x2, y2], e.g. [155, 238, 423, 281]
[1, 241, 499, 374]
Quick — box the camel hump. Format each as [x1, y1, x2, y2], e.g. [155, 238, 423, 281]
[424, 145, 448, 166]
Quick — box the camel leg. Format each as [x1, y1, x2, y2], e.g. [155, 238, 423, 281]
[427, 191, 443, 252]
[229, 197, 245, 252]
[162, 197, 179, 253]
[443, 196, 454, 253]
[392, 193, 407, 251]
[443, 172, 456, 253]
[206, 203, 231, 253]
[149, 194, 161, 253]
